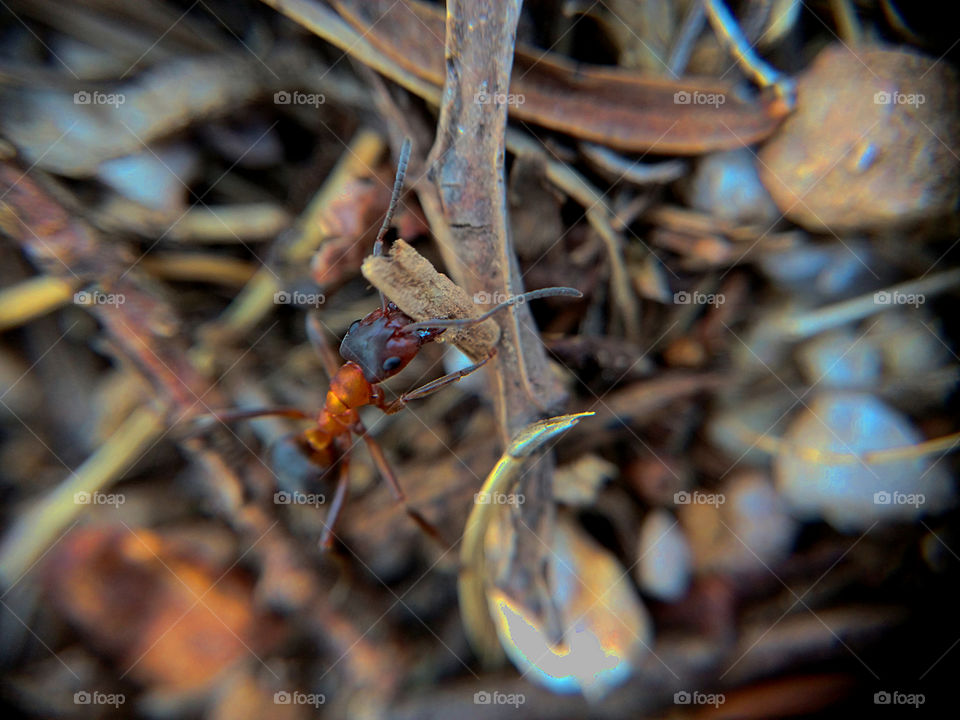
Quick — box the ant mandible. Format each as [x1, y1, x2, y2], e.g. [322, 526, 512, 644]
[215, 139, 580, 548]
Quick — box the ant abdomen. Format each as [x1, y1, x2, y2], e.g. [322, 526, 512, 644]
[269, 432, 327, 495]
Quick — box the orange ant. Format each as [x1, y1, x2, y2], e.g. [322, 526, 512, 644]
[209, 139, 580, 548]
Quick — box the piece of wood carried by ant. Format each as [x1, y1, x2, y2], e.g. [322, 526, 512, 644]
[361, 238, 499, 361]
[203, 139, 580, 549]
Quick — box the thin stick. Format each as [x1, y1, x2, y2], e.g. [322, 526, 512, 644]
[734, 420, 960, 466]
[0, 276, 78, 332]
[704, 0, 795, 103]
[781, 267, 960, 340]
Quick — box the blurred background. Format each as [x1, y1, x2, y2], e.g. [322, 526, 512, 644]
[1, 0, 959, 717]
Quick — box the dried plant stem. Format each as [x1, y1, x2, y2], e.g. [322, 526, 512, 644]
[0, 276, 78, 331]
[0, 406, 165, 585]
[507, 130, 640, 340]
[425, 0, 571, 659]
[782, 267, 960, 340]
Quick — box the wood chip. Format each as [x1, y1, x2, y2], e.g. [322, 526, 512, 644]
[361, 239, 500, 360]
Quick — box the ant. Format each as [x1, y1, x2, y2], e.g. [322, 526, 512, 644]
[209, 139, 580, 548]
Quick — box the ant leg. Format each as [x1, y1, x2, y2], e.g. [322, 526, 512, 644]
[186, 407, 311, 437]
[352, 423, 448, 547]
[306, 312, 343, 379]
[319, 457, 350, 549]
[376, 351, 494, 415]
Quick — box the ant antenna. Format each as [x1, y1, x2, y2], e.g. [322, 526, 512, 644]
[405, 287, 583, 331]
[374, 138, 412, 310]
[374, 138, 412, 259]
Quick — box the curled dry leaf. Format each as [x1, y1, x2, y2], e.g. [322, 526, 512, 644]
[310, 172, 429, 287]
[459, 412, 594, 666]
[42, 526, 274, 696]
[332, 0, 789, 153]
[486, 513, 653, 700]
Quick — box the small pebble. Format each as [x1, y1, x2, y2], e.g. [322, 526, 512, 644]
[759, 44, 960, 231]
[679, 472, 797, 575]
[637, 509, 692, 601]
[757, 238, 876, 300]
[796, 329, 882, 389]
[774, 392, 954, 531]
[865, 311, 950, 377]
[96, 144, 197, 211]
[681, 148, 780, 225]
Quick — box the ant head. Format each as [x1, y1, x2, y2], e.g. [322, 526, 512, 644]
[339, 303, 443, 383]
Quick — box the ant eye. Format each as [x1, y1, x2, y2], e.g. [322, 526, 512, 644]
[382, 357, 402, 372]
